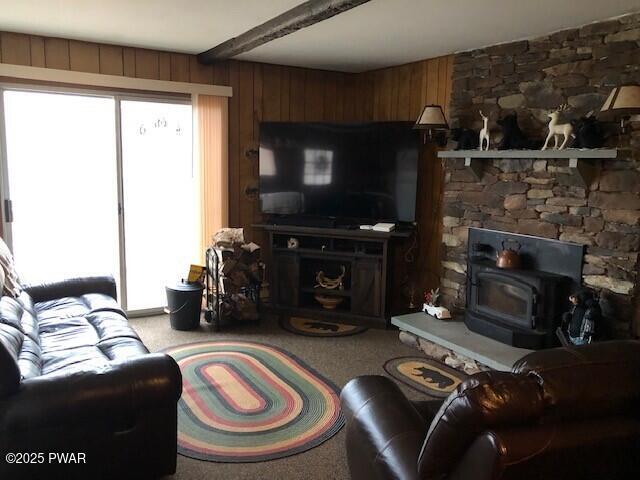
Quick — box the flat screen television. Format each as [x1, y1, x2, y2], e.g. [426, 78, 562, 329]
[259, 122, 419, 224]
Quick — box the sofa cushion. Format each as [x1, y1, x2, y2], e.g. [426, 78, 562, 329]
[1, 294, 42, 379]
[35, 294, 125, 322]
[35, 294, 147, 377]
[1, 294, 40, 343]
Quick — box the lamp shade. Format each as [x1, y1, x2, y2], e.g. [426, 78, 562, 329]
[414, 104, 448, 129]
[600, 84, 640, 118]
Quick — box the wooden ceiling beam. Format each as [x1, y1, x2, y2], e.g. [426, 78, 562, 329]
[197, 0, 371, 64]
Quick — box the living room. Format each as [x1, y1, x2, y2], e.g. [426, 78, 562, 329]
[1, 1, 640, 479]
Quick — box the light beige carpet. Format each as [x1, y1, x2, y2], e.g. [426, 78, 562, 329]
[131, 313, 424, 480]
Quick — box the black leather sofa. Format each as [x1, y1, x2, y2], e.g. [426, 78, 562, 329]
[0, 276, 182, 479]
[341, 341, 640, 480]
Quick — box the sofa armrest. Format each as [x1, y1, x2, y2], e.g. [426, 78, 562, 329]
[0, 353, 182, 432]
[23, 275, 118, 303]
[341, 376, 426, 480]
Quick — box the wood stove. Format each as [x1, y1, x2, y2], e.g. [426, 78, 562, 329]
[465, 228, 584, 349]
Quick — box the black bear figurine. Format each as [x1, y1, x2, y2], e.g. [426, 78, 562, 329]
[571, 116, 605, 149]
[497, 112, 537, 150]
[450, 127, 479, 150]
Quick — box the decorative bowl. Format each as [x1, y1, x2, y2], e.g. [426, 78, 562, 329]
[314, 294, 343, 310]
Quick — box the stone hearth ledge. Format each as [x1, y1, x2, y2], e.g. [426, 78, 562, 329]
[392, 312, 534, 372]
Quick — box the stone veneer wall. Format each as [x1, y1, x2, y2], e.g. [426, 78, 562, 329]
[441, 12, 640, 336]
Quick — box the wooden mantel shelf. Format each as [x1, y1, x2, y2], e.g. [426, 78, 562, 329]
[437, 149, 618, 187]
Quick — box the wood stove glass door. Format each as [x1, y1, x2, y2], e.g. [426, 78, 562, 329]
[475, 272, 534, 329]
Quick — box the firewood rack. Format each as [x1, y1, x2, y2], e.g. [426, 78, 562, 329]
[204, 246, 261, 331]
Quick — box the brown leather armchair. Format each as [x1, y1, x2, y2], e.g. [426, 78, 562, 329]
[341, 341, 640, 480]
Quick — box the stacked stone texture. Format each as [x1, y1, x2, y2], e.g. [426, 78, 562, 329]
[442, 13, 640, 337]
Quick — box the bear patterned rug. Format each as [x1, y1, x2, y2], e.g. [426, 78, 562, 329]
[279, 316, 367, 337]
[383, 356, 468, 398]
[165, 340, 345, 463]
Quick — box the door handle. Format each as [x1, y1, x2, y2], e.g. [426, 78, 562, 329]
[4, 199, 13, 223]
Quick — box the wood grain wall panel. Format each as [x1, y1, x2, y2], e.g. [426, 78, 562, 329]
[304, 69, 324, 121]
[335, 73, 345, 121]
[426, 58, 439, 105]
[409, 62, 424, 120]
[396, 64, 412, 120]
[170, 53, 190, 82]
[44, 38, 70, 70]
[371, 70, 381, 120]
[158, 52, 171, 80]
[342, 75, 356, 121]
[279, 67, 291, 121]
[2, 32, 31, 66]
[189, 56, 212, 84]
[99, 45, 123, 75]
[377, 69, 394, 121]
[359, 72, 375, 121]
[251, 63, 265, 242]
[262, 65, 281, 122]
[419, 61, 428, 108]
[122, 47, 135, 77]
[323, 72, 338, 121]
[289, 68, 306, 122]
[237, 62, 255, 240]
[69, 41, 100, 73]
[253, 63, 263, 140]
[29, 36, 45, 68]
[213, 61, 230, 86]
[390, 68, 400, 119]
[134, 49, 159, 80]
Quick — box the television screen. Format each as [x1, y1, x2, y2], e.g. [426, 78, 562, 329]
[259, 122, 419, 223]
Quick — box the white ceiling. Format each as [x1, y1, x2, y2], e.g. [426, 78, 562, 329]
[0, 0, 638, 73]
[0, 1, 301, 54]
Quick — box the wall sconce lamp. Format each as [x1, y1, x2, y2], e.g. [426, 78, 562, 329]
[414, 104, 449, 146]
[599, 84, 640, 135]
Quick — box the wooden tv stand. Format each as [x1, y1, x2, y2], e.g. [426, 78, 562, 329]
[254, 224, 411, 329]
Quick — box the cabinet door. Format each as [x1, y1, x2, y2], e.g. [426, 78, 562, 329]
[352, 258, 382, 317]
[274, 253, 299, 307]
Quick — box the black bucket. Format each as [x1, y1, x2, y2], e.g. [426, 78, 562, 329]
[165, 281, 204, 331]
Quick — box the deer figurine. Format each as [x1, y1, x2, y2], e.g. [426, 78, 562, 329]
[542, 104, 574, 150]
[478, 110, 490, 151]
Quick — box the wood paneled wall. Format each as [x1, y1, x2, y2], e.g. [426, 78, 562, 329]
[368, 56, 454, 122]
[0, 31, 230, 84]
[0, 31, 453, 294]
[364, 56, 454, 298]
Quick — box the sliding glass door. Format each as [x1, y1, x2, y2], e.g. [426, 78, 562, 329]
[2, 90, 120, 285]
[120, 99, 196, 311]
[1, 88, 196, 314]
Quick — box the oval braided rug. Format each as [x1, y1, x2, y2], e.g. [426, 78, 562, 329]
[280, 316, 367, 337]
[165, 340, 345, 463]
[384, 356, 468, 398]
